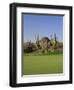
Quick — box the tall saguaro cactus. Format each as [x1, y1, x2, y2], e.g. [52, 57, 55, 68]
[36, 34, 40, 49]
[54, 33, 57, 50]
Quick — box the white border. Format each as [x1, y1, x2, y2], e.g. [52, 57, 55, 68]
[16, 7, 70, 83]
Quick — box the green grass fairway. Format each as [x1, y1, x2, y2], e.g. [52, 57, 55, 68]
[22, 54, 63, 75]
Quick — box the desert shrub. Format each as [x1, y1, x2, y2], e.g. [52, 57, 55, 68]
[24, 42, 37, 53]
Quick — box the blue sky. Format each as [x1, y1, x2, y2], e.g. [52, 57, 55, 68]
[22, 14, 63, 43]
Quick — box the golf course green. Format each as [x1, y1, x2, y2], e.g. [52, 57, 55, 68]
[22, 54, 63, 75]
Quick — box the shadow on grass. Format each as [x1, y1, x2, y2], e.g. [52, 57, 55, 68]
[24, 51, 63, 56]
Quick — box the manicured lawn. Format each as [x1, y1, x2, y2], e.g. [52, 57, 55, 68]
[22, 54, 63, 75]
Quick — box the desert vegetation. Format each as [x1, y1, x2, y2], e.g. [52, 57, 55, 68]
[23, 33, 63, 55]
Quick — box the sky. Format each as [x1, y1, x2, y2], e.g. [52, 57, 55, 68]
[22, 14, 63, 43]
